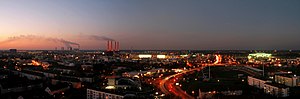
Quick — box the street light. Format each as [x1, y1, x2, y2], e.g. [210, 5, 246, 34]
[155, 92, 159, 95]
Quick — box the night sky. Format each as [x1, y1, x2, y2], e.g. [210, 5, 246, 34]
[0, 0, 300, 50]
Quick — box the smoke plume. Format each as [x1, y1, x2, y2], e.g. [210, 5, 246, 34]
[89, 35, 115, 41]
[0, 35, 80, 48]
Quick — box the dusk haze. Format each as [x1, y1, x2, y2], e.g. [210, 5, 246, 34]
[1, 1, 300, 99]
[1, 0, 300, 50]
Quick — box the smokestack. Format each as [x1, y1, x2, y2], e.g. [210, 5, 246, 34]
[61, 47, 64, 50]
[114, 41, 117, 51]
[110, 40, 113, 52]
[117, 41, 120, 51]
[106, 40, 110, 51]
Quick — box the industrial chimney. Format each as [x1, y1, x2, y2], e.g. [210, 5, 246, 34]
[106, 40, 119, 52]
[117, 41, 120, 51]
[107, 40, 110, 51]
[114, 41, 117, 51]
[110, 40, 113, 51]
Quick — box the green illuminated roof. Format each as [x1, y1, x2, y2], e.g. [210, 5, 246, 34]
[248, 53, 272, 59]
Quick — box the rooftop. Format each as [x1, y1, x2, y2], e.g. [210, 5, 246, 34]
[265, 82, 289, 89]
[53, 76, 80, 82]
[275, 74, 298, 78]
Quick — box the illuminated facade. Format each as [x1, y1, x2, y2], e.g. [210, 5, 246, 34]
[87, 89, 124, 99]
[138, 54, 152, 58]
[156, 55, 166, 59]
[248, 76, 289, 97]
[138, 54, 166, 59]
[275, 74, 300, 87]
[248, 53, 272, 59]
[248, 53, 272, 62]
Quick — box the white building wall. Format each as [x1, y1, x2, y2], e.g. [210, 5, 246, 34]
[87, 89, 124, 99]
[275, 75, 298, 87]
[248, 76, 268, 89]
[248, 76, 289, 97]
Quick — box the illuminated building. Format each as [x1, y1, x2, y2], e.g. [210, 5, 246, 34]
[156, 55, 166, 59]
[248, 53, 272, 59]
[136, 54, 168, 59]
[248, 76, 289, 97]
[106, 76, 142, 90]
[275, 74, 300, 87]
[87, 89, 124, 99]
[248, 53, 272, 62]
[138, 54, 152, 58]
[180, 54, 188, 58]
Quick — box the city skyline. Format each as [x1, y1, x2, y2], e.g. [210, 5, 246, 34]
[1, 1, 300, 98]
[1, 0, 300, 50]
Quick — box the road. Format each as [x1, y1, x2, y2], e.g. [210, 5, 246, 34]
[159, 68, 203, 99]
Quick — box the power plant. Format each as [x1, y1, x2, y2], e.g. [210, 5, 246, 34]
[106, 40, 120, 52]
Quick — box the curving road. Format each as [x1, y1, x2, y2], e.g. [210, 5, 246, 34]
[159, 68, 203, 99]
